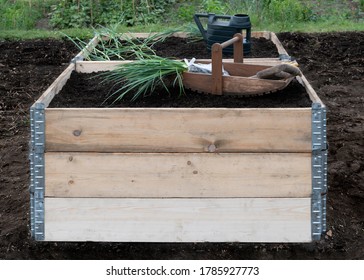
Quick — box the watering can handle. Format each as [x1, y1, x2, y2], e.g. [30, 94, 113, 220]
[193, 13, 209, 42]
[211, 33, 244, 95]
[194, 13, 234, 42]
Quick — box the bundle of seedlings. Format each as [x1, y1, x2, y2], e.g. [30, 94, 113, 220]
[101, 54, 188, 102]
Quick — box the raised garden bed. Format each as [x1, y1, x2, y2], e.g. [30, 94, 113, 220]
[29, 31, 327, 242]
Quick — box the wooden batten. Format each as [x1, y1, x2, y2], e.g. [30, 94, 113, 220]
[36, 63, 75, 107]
[75, 60, 131, 73]
[45, 108, 312, 153]
[44, 197, 311, 242]
[45, 152, 312, 198]
[270, 32, 289, 56]
[109, 31, 270, 41]
[297, 75, 324, 105]
[73, 35, 100, 61]
[75, 58, 283, 73]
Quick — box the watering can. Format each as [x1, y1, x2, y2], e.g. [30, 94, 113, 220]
[194, 13, 251, 55]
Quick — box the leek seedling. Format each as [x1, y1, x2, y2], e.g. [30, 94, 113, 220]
[101, 55, 188, 102]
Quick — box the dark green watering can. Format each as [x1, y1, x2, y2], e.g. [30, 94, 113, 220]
[194, 13, 251, 55]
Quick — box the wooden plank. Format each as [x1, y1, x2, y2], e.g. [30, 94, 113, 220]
[270, 32, 289, 56]
[75, 59, 282, 73]
[104, 31, 268, 40]
[76, 60, 131, 73]
[45, 108, 312, 153]
[44, 197, 312, 242]
[252, 31, 271, 40]
[297, 75, 324, 104]
[36, 64, 74, 107]
[45, 152, 312, 198]
[73, 35, 100, 61]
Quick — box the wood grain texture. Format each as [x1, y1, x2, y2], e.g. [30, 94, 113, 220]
[270, 32, 289, 56]
[222, 76, 292, 95]
[75, 59, 283, 73]
[44, 197, 311, 242]
[73, 35, 100, 61]
[36, 64, 74, 107]
[45, 152, 312, 198]
[182, 64, 291, 96]
[211, 43, 223, 94]
[45, 108, 312, 153]
[297, 75, 324, 104]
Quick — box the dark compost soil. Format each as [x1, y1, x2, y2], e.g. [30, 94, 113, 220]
[50, 72, 312, 108]
[0, 33, 363, 259]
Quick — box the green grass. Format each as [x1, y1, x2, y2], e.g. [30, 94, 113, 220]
[0, 23, 180, 40]
[1, 19, 363, 41]
[255, 18, 364, 33]
[0, 0, 364, 41]
[0, 0, 57, 30]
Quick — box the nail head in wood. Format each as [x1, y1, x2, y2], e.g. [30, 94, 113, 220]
[73, 129, 82, 137]
[208, 144, 217, 152]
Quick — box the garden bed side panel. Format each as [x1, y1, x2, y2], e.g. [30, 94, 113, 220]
[41, 106, 313, 242]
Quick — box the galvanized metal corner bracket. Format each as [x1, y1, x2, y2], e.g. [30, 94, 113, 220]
[311, 102, 328, 241]
[29, 102, 45, 241]
[312, 102, 327, 151]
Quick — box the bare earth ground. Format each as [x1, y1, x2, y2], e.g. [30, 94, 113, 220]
[0, 32, 363, 259]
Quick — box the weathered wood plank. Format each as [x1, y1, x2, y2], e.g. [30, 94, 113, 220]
[75, 58, 282, 73]
[45, 108, 312, 153]
[73, 35, 100, 61]
[270, 32, 289, 56]
[111, 31, 269, 40]
[44, 197, 311, 242]
[45, 152, 312, 198]
[36, 64, 74, 107]
[252, 31, 271, 40]
[297, 75, 324, 104]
